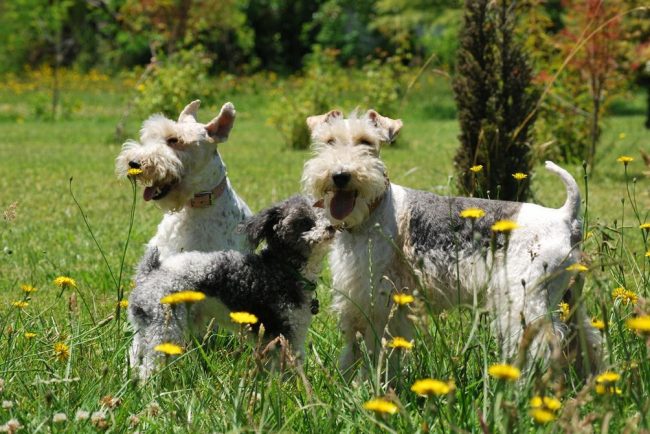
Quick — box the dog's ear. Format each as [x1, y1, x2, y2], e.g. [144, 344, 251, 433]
[239, 205, 282, 248]
[137, 247, 161, 277]
[306, 110, 342, 131]
[205, 102, 236, 142]
[366, 110, 403, 143]
[178, 100, 201, 123]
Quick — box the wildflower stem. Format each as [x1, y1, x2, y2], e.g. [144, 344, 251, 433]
[582, 161, 589, 242]
[68, 178, 119, 289]
[116, 177, 138, 319]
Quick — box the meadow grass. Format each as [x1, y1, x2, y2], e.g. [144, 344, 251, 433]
[0, 72, 649, 432]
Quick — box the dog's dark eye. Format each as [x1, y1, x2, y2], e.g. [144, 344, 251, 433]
[166, 137, 179, 146]
[358, 139, 373, 147]
[326, 138, 336, 145]
[131, 306, 150, 322]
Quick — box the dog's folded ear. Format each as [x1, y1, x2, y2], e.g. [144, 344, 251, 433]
[178, 100, 201, 123]
[239, 205, 282, 248]
[205, 102, 236, 142]
[306, 110, 342, 131]
[137, 247, 161, 277]
[366, 110, 403, 143]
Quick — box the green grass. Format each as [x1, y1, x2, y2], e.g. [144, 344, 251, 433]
[0, 71, 649, 432]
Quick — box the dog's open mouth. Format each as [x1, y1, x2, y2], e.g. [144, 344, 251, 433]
[330, 190, 357, 220]
[143, 183, 174, 201]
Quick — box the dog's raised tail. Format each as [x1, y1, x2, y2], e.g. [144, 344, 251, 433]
[545, 161, 580, 220]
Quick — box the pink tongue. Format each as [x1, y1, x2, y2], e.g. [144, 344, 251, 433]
[330, 191, 356, 220]
[143, 187, 156, 201]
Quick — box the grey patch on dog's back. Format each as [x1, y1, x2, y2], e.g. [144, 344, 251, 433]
[405, 189, 522, 257]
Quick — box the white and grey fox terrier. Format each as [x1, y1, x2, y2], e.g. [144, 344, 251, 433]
[302, 109, 601, 379]
[115, 100, 252, 261]
[128, 195, 335, 379]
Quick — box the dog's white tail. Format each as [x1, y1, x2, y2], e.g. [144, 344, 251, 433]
[545, 161, 580, 220]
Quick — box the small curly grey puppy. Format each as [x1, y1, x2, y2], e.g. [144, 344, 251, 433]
[128, 195, 335, 379]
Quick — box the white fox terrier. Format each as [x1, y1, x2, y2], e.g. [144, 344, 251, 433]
[115, 100, 252, 261]
[302, 109, 601, 379]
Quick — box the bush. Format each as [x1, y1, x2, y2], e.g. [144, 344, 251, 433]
[133, 46, 214, 119]
[268, 47, 409, 149]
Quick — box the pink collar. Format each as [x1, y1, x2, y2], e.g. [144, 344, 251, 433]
[188, 177, 228, 208]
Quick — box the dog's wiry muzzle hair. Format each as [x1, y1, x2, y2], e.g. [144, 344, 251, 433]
[302, 110, 400, 228]
[115, 139, 184, 204]
[114, 100, 238, 211]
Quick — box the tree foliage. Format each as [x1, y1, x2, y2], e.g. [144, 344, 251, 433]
[453, 0, 538, 201]
[525, 0, 643, 168]
[309, 0, 384, 66]
[372, 0, 461, 67]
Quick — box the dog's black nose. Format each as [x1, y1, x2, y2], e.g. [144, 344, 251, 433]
[128, 161, 141, 169]
[332, 172, 351, 188]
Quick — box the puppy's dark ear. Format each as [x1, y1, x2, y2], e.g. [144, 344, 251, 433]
[239, 205, 282, 248]
[137, 247, 161, 277]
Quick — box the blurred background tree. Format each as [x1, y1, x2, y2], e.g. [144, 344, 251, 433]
[372, 0, 461, 68]
[0, 0, 647, 178]
[523, 0, 648, 170]
[453, 0, 538, 201]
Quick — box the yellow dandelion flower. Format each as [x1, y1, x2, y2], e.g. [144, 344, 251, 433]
[491, 220, 519, 233]
[392, 293, 414, 305]
[595, 384, 622, 395]
[54, 342, 69, 361]
[20, 284, 37, 293]
[618, 132, 626, 140]
[544, 397, 562, 411]
[363, 398, 398, 415]
[118, 299, 129, 309]
[565, 263, 588, 272]
[154, 343, 183, 355]
[469, 165, 483, 173]
[530, 408, 556, 423]
[411, 378, 455, 396]
[530, 396, 562, 411]
[230, 311, 258, 324]
[160, 290, 206, 305]
[617, 156, 633, 164]
[24, 332, 36, 339]
[559, 302, 570, 322]
[591, 318, 605, 330]
[626, 316, 650, 333]
[488, 363, 521, 381]
[530, 396, 544, 409]
[646, 251, 650, 257]
[54, 276, 76, 289]
[596, 371, 620, 384]
[388, 336, 414, 350]
[612, 287, 637, 305]
[127, 168, 143, 177]
[640, 223, 650, 230]
[12, 301, 28, 309]
[512, 172, 528, 181]
[459, 208, 486, 219]
[622, 360, 639, 370]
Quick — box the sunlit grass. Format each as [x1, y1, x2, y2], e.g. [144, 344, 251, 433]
[0, 72, 648, 431]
